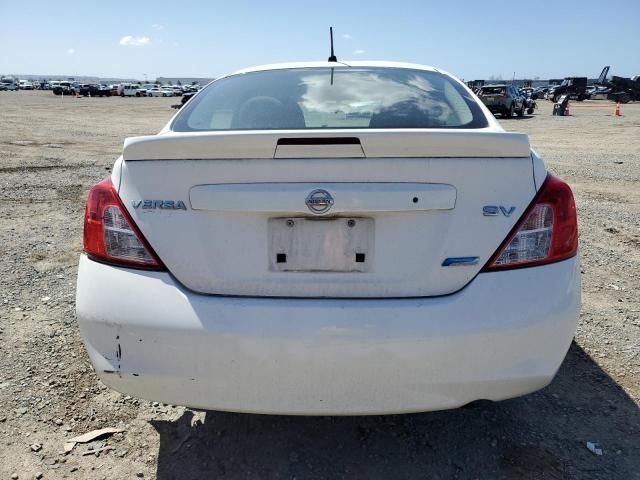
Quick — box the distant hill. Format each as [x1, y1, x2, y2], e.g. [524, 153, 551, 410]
[0, 74, 137, 83]
[155, 77, 215, 85]
[0, 74, 215, 85]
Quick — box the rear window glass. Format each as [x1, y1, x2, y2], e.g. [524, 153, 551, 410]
[172, 67, 488, 131]
[479, 87, 506, 95]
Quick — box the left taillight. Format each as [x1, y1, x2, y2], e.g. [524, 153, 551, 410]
[83, 177, 165, 270]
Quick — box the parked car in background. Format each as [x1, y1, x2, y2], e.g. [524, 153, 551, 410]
[77, 61, 580, 415]
[19, 80, 34, 90]
[477, 84, 526, 117]
[532, 86, 549, 99]
[118, 83, 143, 97]
[147, 87, 174, 97]
[78, 84, 112, 97]
[519, 87, 534, 98]
[1, 80, 19, 91]
[527, 87, 545, 100]
[534, 86, 547, 97]
[171, 91, 196, 109]
[52, 81, 75, 95]
[544, 86, 556, 100]
[590, 87, 611, 100]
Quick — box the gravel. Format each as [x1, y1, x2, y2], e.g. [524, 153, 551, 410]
[0, 91, 638, 479]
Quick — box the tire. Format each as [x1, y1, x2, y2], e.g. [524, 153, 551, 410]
[504, 104, 513, 118]
[517, 103, 525, 117]
[527, 108, 534, 114]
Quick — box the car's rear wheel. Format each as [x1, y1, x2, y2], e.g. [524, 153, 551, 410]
[517, 103, 525, 117]
[504, 104, 513, 118]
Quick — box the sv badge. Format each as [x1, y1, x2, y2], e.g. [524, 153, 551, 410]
[483, 205, 516, 217]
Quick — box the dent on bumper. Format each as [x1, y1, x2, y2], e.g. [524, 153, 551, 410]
[76, 255, 580, 415]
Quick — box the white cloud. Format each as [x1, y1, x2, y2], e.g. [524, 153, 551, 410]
[152, 23, 164, 30]
[119, 35, 151, 46]
[343, 33, 352, 40]
[353, 49, 366, 55]
[66, 48, 75, 55]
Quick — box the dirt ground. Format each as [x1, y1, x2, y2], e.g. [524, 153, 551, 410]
[0, 91, 638, 480]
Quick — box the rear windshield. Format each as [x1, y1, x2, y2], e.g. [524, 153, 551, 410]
[479, 87, 506, 95]
[172, 67, 488, 131]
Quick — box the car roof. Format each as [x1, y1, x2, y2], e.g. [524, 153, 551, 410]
[481, 84, 509, 88]
[229, 61, 440, 76]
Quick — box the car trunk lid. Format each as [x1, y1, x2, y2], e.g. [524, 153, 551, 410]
[117, 130, 535, 298]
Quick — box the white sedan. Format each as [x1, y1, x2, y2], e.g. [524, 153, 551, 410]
[146, 87, 174, 97]
[76, 61, 580, 415]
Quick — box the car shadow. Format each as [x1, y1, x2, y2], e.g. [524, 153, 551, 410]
[499, 114, 536, 121]
[151, 343, 639, 479]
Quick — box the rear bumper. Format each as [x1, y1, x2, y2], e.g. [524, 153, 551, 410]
[485, 104, 508, 114]
[76, 255, 580, 415]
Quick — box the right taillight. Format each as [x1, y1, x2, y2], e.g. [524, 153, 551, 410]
[483, 174, 578, 271]
[83, 177, 165, 270]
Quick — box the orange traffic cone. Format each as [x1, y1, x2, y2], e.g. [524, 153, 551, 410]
[614, 103, 621, 116]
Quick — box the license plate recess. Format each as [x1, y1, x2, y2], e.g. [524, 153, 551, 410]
[268, 217, 373, 272]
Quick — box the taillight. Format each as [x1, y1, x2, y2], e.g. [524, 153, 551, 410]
[483, 174, 578, 271]
[83, 177, 165, 270]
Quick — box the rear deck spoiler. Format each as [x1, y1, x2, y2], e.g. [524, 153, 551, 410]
[122, 130, 531, 160]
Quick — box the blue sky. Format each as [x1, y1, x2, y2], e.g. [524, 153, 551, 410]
[1, 0, 638, 81]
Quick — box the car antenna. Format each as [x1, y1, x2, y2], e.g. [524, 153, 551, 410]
[328, 27, 338, 62]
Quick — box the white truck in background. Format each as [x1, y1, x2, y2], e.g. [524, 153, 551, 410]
[118, 83, 143, 97]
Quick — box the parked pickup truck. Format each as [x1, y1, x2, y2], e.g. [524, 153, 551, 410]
[52, 82, 76, 95]
[550, 77, 589, 103]
[118, 83, 144, 97]
[78, 84, 113, 97]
